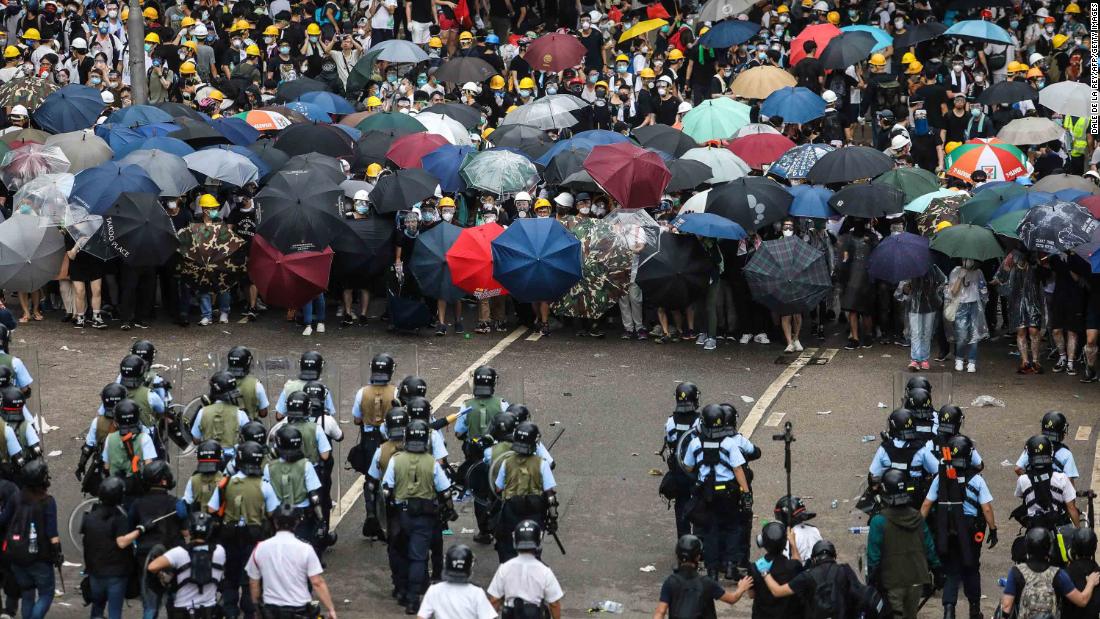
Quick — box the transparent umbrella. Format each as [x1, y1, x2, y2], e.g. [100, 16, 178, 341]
[460, 150, 539, 196]
[0, 212, 66, 291]
[12, 173, 74, 225]
[1, 144, 70, 190]
[500, 95, 587, 130]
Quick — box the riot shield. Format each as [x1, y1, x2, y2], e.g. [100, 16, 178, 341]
[261, 351, 295, 421]
[140, 544, 172, 605]
[10, 343, 43, 444]
[891, 371, 954, 409]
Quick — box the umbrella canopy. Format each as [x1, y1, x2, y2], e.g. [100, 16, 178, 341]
[283, 101, 332, 123]
[1078, 195, 1100, 220]
[769, 143, 834, 180]
[788, 184, 836, 218]
[930, 223, 1004, 260]
[543, 147, 589, 185]
[85, 192, 180, 266]
[696, 0, 754, 21]
[636, 232, 711, 310]
[841, 25, 892, 51]
[153, 102, 209, 122]
[177, 222, 248, 292]
[868, 232, 930, 283]
[422, 103, 481, 131]
[892, 22, 947, 49]
[986, 191, 1057, 223]
[744, 235, 831, 314]
[977, 80, 1038, 106]
[873, 167, 941, 203]
[958, 183, 1026, 225]
[735, 123, 782, 137]
[331, 215, 393, 287]
[730, 65, 797, 100]
[523, 33, 586, 72]
[183, 149, 259, 187]
[619, 18, 667, 42]
[356, 111, 427, 133]
[828, 183, 905, 218]
[249, 235, 333, 308]
[665, 159, 713, 192]
[0, 76, 58, 109]
[123, 135, 194, 158]
[943, 19, 1012, 44]
[1017, 200, 1099, 254]
[32, 85, 104, 134]
[671, 212, 747, 240]
[70, 162, 160, 215]
[203, 144, 271, 180]
[490, 218, 582, 302]
[118, 149, 198, 197]
[369, 168, 440, 214]
[699, 19, 761, 48]
[367, 38, 430, 64]
[1038, 82, 1097, 117]
[356, 128, 407, 164]
[249, 140, 290, 174]
[995, 117, 1066, 146]
[461, 149, 539, 196]
[274, 123, 357, 159]
[916, 194, 968, 236]
[210, 118, 261, 147]
[0, 128, 48, 147]
[945, 140, 1030, 182]
[486, 123, 552, 158]
[501, 96, 585, 130]
[789, 23, 841, 65]
[275, 77, 332, 103]
[413, 112, 473, 146]
[387, 132, 450, 169]
[550, 218, 634, 319]
[168, 117, 229, 147]
[13, 173, 73, 225]
[760, 86, 826, 124]
[819, 30, 877, 69]
[234, 110, 292, 132]
[411, 222, 465, 302]
[1032, 173, 1100, 195]
[905, 188, 961, 214]
[255, 169, 346, 252]
[0, 213, 64, 291]
[421, 144, 475, 193]
[108, 105, 173, 127]
[632, 125, 697, 157]
[680, 96, 753, 142]
[681, 146, 751, 183]
[807, 146, 894, 184]
[535, 130, 630, 167]
[298, 90, 356, 115]
[705, 176, 793, 231]
[726, 133, 796, 169]
[988, 209, 1028, 240]
[0, 144, 69, 190]
[44, 130, 111, 172]
[446, 223, 507, 297]
[583, 142, 670, 209]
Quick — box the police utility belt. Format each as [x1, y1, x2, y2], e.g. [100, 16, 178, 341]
[400, 497, 439, 517]
[501, 599, 549, 619]
[259, 602, 322, 619]
[167, 607, 222, 619]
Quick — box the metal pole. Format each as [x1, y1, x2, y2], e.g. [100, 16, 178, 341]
[126, 0, 148, 104]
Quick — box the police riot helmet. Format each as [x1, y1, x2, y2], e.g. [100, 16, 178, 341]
[699, 404, 732, 440]
[774, 495, 816, 526]
[1025, 526, 1053, 560]
[303, 381, 328, 416]
[809, 540, 837, 565]
[904, 387, 932, 414]
[904, 376, 931, 399]
[887, 408, 918, 441]
[880, 468, 910, 507]
[298, 351, 324, 381]
[398, 375, 428, 402]
[945, 434, 973, 469]
[674, 382, 699, 412]
[1041, 411, 1068, 443]
[757, 521, 788, 555]
[114, 399, 142, 433]
[384, 407, 409, 441]
[937, 405, 964, 438]
[208, 371, 240, 403]
[188, 511, 214, 540]
[513, 519, 542, 551]
[0, 386, 24, 423]
[405, 396, 431, 422]
[0, 367, 14, 388]
[272, 502, 300, 531]
[131, 340, 156, 364]
[472, 365, 497, 397]
[0, 324, 10, 352]
[239, 421, 267, 445]
[285, 390, 310, 419]
[20, 459, 49, 489]
[675, 534, 703, 563]
[511, 421, 539, 456]
[404, 419, 430, 453]
[1072, 528, 1097, 560]
[274, 425, 305, 462]
[1025, 435, 1054, 471]
[506, 403, 531, 423]
[718, 403, 738, 428]
[142, 459, 175, 490]
[226, 346, 253, 378]
[100, 383, 128, 418]
[369, 353, 396, 385]
[196, 440, 223, 474]
[442, 544, 474, 583]
[236, 441, 266, 476]
[97, 476, 126, 507]
[119, 354, 147, 388]
[489, 412, 518, 442]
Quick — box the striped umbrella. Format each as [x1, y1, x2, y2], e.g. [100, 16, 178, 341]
[945, 139, 1031, 182]
[234, 110, 292, 132]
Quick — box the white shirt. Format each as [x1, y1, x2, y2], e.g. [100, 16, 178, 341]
[417, 582, 498, 619]
[1015, 471, 1077, 518]
[245, 530, 323, 607]
[785, 523, 822, 562]
[164, 544, 226, 609]
[486, 554, 564, 609]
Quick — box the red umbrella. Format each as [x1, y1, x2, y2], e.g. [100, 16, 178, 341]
[583, 142, 671, 209]
[446, 223, 508, 297]
[726, 134, 797, 170]
[385, 132, 450, 169]
[1079, 195, 1100, 220]
[523, 33, 587, 73]
[789, 23, 841, 66]
[248, 235, 334, 308]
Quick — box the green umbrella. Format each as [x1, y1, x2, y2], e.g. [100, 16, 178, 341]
[872, 167, 941, 203]
[957, 183, 1026, 225]
[356, 112, 426, 134]
[345, 49, 383, 95]
[681, 98, 751, 142]
[904, 188, 961, 214]
[987, 209, 1027, 239]
[460, 150, 539, 196]
[930, 223, 1004, 260]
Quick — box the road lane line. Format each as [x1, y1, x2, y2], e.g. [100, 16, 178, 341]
[763, 412, 786, 427]
[1075, 426, 1092, 442]
[331, 326, 529, 528]
[739, 348, 817, 440]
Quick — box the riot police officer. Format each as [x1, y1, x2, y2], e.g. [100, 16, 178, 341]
[456, 365, 509, 545]
[281, 391, 334, 467]
[353, 353, 398, 535]
[102, 399, 158, 496]
[867, 409, 939, 506]
[146, 511, 226, 619]
[1014, 411, 1079, 485]
[404, 396, 449, 461]
[661, 382, 700, 540]
[397, 375, 428, 405]
[493, 421, 557, 563]
[183, 440, 225, 515]
[903, 387, 936, 443]
[118, 354, 168, 455]
[131, 460, 187, 619]
[275, 351, 325, 418]
[500, 404, 554, 466]
[226, 346, 269, 421]
[0, 386, 39, 482]
[718, 403, 760, 571]
[932, 406, 984, 470]
[130, 340, 172, 403]
[77, 383, 127, 492]
[1012, 435, 1080, 530]
[303, 380, 341, 535]
[190, 372, 250, 458]
[367, 408, 409, 588]
[267, 426, 327, 552]
[0, 324, 34, 395]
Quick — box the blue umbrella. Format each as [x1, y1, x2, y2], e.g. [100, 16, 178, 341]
[333, 124, 361, 141]
[490, 218, 582, 302]
[770, 143, 834, 180]
[102, 125, 148, 158]
[868, 232, 930, 283]
[699, 20, 761, 48]
[298, 91, 356, 115]
[32, 85, 104, 134]
[284, 101, 332, 122]
[760, 87, 826, 124]
[671, 212, 747, 240]
[787, 184, 836, 218]
[535, 130, 630, 167]
[70, 162, 160, 215]
[422, 144, 474, 193]
[943, 20, 1013, 44]
[211, 118, 260, 146]
[132, 122, 179, 137]
[841, 25, 892, 51]
[125, 136, 194, 158]
[987, 191, 1055, 222]
[1054, 188, 1091, 203]
[107, 104, 173, 127]
[202, 144, 271, 180]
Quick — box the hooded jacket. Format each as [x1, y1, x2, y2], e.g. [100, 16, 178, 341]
[867, 505, 940, 589]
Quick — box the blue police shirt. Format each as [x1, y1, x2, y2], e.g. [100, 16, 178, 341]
[924, 473, 993, 516]
[276, 385, 336, 416]
[869, 439, 940, 478]
[454, 399, 511, 436]
[682, 435, 747, 483]
[494, 456, 556, 492]
[382, 456, 452, 499]
[1016, 445, 1078, 478]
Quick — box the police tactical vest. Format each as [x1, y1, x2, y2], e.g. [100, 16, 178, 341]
[281, 379, 306, 404]
[106, 431, 143, 477]
[225, 475, 266, 526]
[0, 353, 14, 372]
[502, 454, 543, 499]
[359, 385, 391, 427]
[491, 441, 513, 464]
[290, 419, 320, 465]
[95, 416, 112, 447]
[175, 543, 223, 594]
[667, 412, 695, 449]
[463, 396, 503, 440]
[268, 459, 309, 506]
[882, 439, 924, 478]
[199, 402, 240, 447]
[911, 411, 935, 440]
[189, 471, 224, 511]
[237, 375, 261, 420]
[0, 418, 28, 462]
[1022, 470, 1068, 521]
[379, 440, 401, 475]
[129, 385, 156, 429]
[934, 472, 983, 566]
[393, 451, 437, 501]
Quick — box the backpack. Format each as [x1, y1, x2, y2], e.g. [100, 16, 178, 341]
[667, 571, 706, 619]
[874, 76, 903, 113]
[1, 498, 43, 566]
[807, 564, 842, 619]
[1017, 564, 1060, 619]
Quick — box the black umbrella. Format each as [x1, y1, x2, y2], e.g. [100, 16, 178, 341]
[807, 146, 895, 184]
[85, 192, 180, 267]
[169, 117, 230, 147]
[544, 147, 589, 186]
[274, 123, 357, 159]
[744, 235, 831, 314]
[665, 159, 713, 192]
[356, 129, 406, 165]
[636, 232, 712, 310]
[410, 221, 466, 302]
[153, 101, 208, 122]
[369, 168, 439, 214]
[977, 80, 1039, 106]
[893, 22, 947, 49]
[487, 123, 552, 159]
[704, 177, 793, 231]
[255, 169, 346, 252]
[1017, 200, 1100, 254]
[275, 77, 332, 103]
[247, 140, 290, 176]
[282, 152, 347, 184]
[423, 103, 482, 131]
[332, 215, 394, 287]
[819, 31, 877, 70]
[434, 57, 496, 84]
[633, 125, 698, 157]
[828, 183, 905, 218]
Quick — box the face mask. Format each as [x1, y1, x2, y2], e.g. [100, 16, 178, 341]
[1045, 25, 1054, 34]
[144, 43, 153, 52]
[592, 205, 606, 217]
[782, 229, 794, 237]
[975, 74, 984, 83]
[518, 88, 531, 97]
[1036, 80, 1046, 88]
[442, 211, 454, 222]
[99, 25, 108, 33]
[483, 214, 497, 224]
[894, 19, 904, 29]
[516, 209, 528, 218]
[758, 51, 767, 60]
[952, 63, 963, 72]
[723, 69, 732, 77]
[578, 206, 590, 215]
[645, 80, 654, 89]
[596, 87, 607, 97]
[848, 10, 858, 20]
[231, 39, 242, 48]
[890, 225, 904, 235]
[279, 45, 290, 54]
[971, 108, 980, 117]
[300, 63, 308, 72]
[588, 74, 597, 84]
[546, 85, 557, 95]
[354, 202, 369, 214]
[417, 77, 427, 87]
[309, 35, 319, 42]
[616, 64, 627, 73]
[422, 210, 437, 223]
[108, 9, 117, 17]
[657, 86, 667, 96]
[205, 209, 220, 220]
[618, 90, 629, 99]
[90, 76, 102, 85]
[962, 259, 976, 269]
[581, 20, 590, 29]
[17, 204, 31, 214]
[778, 14, 788, 23]
[1009, 20, 1019, 29]
[166, 200, 179, 210]
[774, 25, 783, 35]
[264, 36, 274, 44]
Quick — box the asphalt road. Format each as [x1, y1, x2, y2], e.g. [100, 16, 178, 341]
[18, 313, 1100, 618]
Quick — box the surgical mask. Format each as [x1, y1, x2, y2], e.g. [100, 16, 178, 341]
[309, 35, 319, 42]
[442, 211, 454, 222]
[180, 49, 190, 59]
[536, 211, 550, 219]
[144, 43, 153, 52]
[1045, 25, 1054, 34]
[17, 203, 31, 214]
[646, 80, 654, 89]
[546, 85, 557, 95]
[421, 210, 437, 223]
[782, 229, 794, 237]
[99, 25, 108, 33]
[519, 88, 531, 97]
[1009, 20, 1019, 29]
[152, 58, 161, 67]
[386, 73, 397, 83]
[580, 20, 590, 29]
[974, 74, 984, 83]
[108, 9, 117, 17]
[279, 45, 290, 54]
[588, 74, 597, 84]
[971, 108, 981, 117]
[231, 39, 242, 48]
[965, 50, 976, 59]
[723, 68, 732, 77]
[657, 86, 667, 96]
[848, 10, 858, 20]
[166, 200, 179, 210]
[758, 51, 767, 60]
[616, 63, 628, 72]
[894, 18, 904, 29]
[1036, 80, 1046, 88]
[417, 77, 427, 86]
[264, 36, 274, 44]
[354, 202, 369, 214]
[592, 205, 606, 217]
[778, 14, 788, 23]
[90, 75, 102, 85]
[952, 63, 962, 72]
[204, 209, 220, 220]
[578, 206, 590, 215]
[774, 25, 783, 35]
[483, 214, 497, 224]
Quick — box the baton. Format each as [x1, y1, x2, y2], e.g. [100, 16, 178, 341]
[545, 427, 565, 452]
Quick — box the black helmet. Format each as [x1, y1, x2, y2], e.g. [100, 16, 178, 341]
[114, 399, 142, 433]
[506, 403, 531, 423]
[405, 396, 432, 422]
[100, 383, 128, 418]
[20, 459, 49, 489]
[774, 495, 816, 526]
[1072, 528, 1097, 560]
[0, 386, 24, 423]
[196, 440, 223, 474]
[442, 544, 474, 583]
[209, 371, 240, 403]
[809, 540, 837, 565]
[285, 390, 310, 419]
[489, 412, 518, 442]
[1025, 526, 1053, 560]
[227, 346, 253, 378]
[0, 367, 14, 388]
[675, 534, 703, 563]
[718, 403, 738, 428]
[880, 468, 910, 507]
[119, 354, 147, 388]
[472, 365, 497, 397]
[273, 502, 300, 530]
[131, 340, 156, 364]
[384, 407, 409, 441]
[937, 405, 964, 438]
[369, 353, 396, 385]
[757, 521, 788, 555]
[0, 324, 10, 352]
[1025, 435, 1054, 471]
[398, 375, 428, 403]
[97, 476, 126, 506]
[188, 511, 214, 540]
[142, 460, 175, 490]
[274, 425, 305, 462]
[303, 381, 328, 416]
[239, 421, 267, 445]
[1041, 411, 1068, 443]
[904, 376, 931, 398]
[404, 419, 430, 453]
[236, 441, 266, 476]
[700, 404, 732, 440]
[674, 382, 699, 412]
[904, 387, 932, 414]
[945, 434, 973, 470]
[299, 351, 324, 381]
[512, 421, 539, 456]
[513, 519, 542, 551]
[888, 408, 918, 441]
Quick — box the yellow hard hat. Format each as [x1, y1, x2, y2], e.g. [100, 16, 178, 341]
[142, 7, 157, 19]
[181, 16, 195, 27]
[801, 0, 812, 7]
[459, 31, 473, 41]
[776, 4, 789, 13]
[179, 60, 197, 74]
[229, 19, 252, 32]
[208, 89, 225, 101]
[429, 36, 443, 48]
[366, 162, 383, 177]
[698, 26, 709, 36]
[121, 6, 128, 19]
[1065, 2, 1080, 13]
[505, 105, 518, 113]
[1007, 60, 1022, 73]
[934, 221, 953, 232]
[639, 68, 656, 78]
[438, 196, 456, 208]
[519, 77, 536, 90]
[1052, 34, 1069, 49]
[905, 60, 923, 75]
[944, 141, 962, 155]
[667, 49, 684, 61]
[595, 80, 608, 89]
[183, 40, 198, 51]
[3, 46, 19, 59]
[490, 75, 505, 89]
[245, 44, 261, 56]
[366, 96, 382, 108]
[144, 32, 160, 44]
[901, 52, 916, 65]
[306, 23, 322, 35]
[198, 194, 220, 208]
[869, 53, 886, 67]
[263, 25, 279, 36]
[534, 198, 551, 209]
[22, 28, 40, 41]
[1026, 66, 1044, 79]
[614, 53, 629, 63]
[827, 10, 839, 24]
[481, 127, 494, 140]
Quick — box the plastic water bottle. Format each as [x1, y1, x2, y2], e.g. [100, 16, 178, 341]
[597, 601, 624, 614]
[861, 435, 877, 443]
[28, 522, 37, 554]
[998, 578, 1008, 588]
[831, 500, 838, 509]
[848, 526, 869, 535]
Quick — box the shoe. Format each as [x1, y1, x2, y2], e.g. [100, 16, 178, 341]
[723, 562, 738, 580]
[920, 361, 931, 370]
[636, 329, 648, 340]
[302, 325, 313, 336]
[895, 338, 909, 347]
[316, 322, 325, 333]
[243, 308, 258, 320]
[589, 328, 605, 338]
[133, 321, 148, 329]
[540, 323, 550, 336]
[943, 603, 955, 619]
[967, 361, 976, 373]
[703, 338, 717, 351]
[358, 315, 369, 326]
[793, 340, 803, 352]
[475, 322, 490, 334]
[908, 361, 919, 371]
[404, 596, 419, 615]
[968, 601, 983, 619]
[119, 322, 132, 331]
[91, 315, 107, 329]
[739, 333, 752, 344]
[695, 332, 707, 345]
[620, 330, 634, 340]
[1018, 362, 1031, 374]
[454, 321, 464, 333]
[73, 315, 85, 329]
[955, 359, 965, 372]
[681, 329, 696, 342]
[1031, 362, 1043, 374]
[60, 313, 71, 323]
[1053, 357, 1066, 373]
[934, 351, 951, 362]
[654, 335, 668, 344]
[1082, 365, 1098, 383]
[495, 320, 508, 332]
[861, 340, 872, 349]
[815, 325, 825, 339]
[845, 338, 859, 350]
[342, 316, 356, 327]
[575, 329, 588, 337]
[436, 322, 447, 336]
[1067, 362, 1078, 376]
[472, 532, 493, 544]
[219, 311, 229, 324]
[784, 343, 795, 353]
[198, 317, 212, 326]
[754, 333, 770, 344]
[335, 306, 344, 317]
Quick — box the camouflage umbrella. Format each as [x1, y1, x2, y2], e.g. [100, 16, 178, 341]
[916, 193, 968, 237]
[0, 76, 59, 109]
[551, 219, 633, 319]
[176, 222, 248, 293]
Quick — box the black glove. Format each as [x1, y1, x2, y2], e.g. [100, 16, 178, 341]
[739, 491, 753, 512]
[136, 524, 147, 536]
[315, 522, 328, 541]
[987, 528, 999, 548]
[74, 466, 84, 482]
[931, 565, 946, 590]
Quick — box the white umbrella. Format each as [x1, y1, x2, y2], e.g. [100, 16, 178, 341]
[696, 0, 754, 21]
[996, 117, 1069, 146]
[366, 39, 430, 64]
[1038, 81, 1098, 117]
[678, 188, 711, 215]
[413, 112, 473, 146]
[735, 123, 782, 137]
[500, 95, 588, 130]
[681, 146, 751, 183]
[183, 150, 260, 187]
[0, 212, 65, 292]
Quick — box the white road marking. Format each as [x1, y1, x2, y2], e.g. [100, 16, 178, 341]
[1075, 426, 1092, 441]
[740, 349, 817, 440]
[451, 393, 473, 408]
[763, 412, 786, 427]
[330, 326, 529, 527]
[525, 331, 542, 342]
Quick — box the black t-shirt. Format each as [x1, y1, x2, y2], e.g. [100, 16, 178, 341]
[943, 109, 970, 143]
[914, 84, 949, 129]
[489, 0, 509, 17]
[508, 55, 532, 82]
[81, 505, 132, 578]
[749, 556, 804, 619]
[788, 562, 861, 619]
[169, 208, 193, 233]
[686, 45, 716, 86]
[578, 30, 604, 70]
[658, 568, 725, 619]
[793, 57, 824, 93]
[225, 207, 258, 244]
[409, 0, 433, 23]
[656, 96, 681, 126]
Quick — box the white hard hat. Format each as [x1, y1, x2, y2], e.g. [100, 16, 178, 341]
[822, 89, 837, 103]
[1035, 7, 1049, 17]
[656, 75, 673, 85]
[101, 91, 115, 104]
[353, 190, 369, 201]
[10, 104, 27, 116]
[890, 134, 910, 150]
[677, 101, 693, 114]
[192, 22, 208, 37]
[1028, 52, 1043, 65]
[553, 192, 573, 207]
[812, 0, 828, 10]
[514, 191, 532, 202]
[461, 81, 480, 93]
[71, 37, 87, 49]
